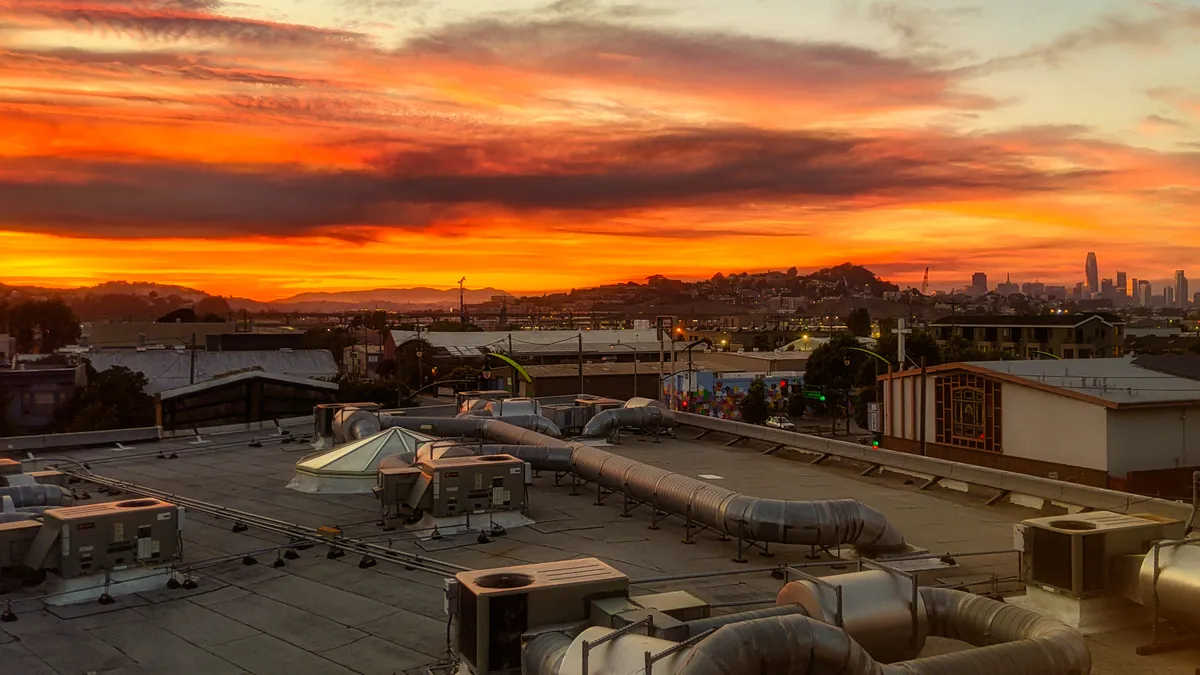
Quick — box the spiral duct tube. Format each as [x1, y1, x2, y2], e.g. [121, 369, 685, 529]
[581, 405, 674, 438]
[379, 416, 905, 556]
[525, 586, 1089, 675]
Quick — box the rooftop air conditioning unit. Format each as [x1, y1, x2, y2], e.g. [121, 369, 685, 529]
[41, 498, 183, 578]
[455, 558, 628, 674]
[1018, 511, 1183, 599]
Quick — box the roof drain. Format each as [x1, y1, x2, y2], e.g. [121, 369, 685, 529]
[378, 416, 906, 557]
[524, 585, 1090, 675]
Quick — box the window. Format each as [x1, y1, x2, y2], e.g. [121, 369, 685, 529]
[21, 391, 58, 415]
[935, 373, 1002, 452]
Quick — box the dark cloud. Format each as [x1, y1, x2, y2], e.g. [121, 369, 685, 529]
[1144, 114, 1188, 128]
[396, 18, 996, 112]
[540, 0, 675, 20]
[8, 1, 368, 49]
[0, 47, 333, 88]
[0, 126, 1102, 239]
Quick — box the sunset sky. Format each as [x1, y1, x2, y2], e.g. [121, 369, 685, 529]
[2, 0, 1199, 299]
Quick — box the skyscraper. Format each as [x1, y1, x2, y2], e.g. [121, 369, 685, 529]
[1166, 286, 1175, 308]
[1116, 271, 1127, 295]
[971, 272, 988, 296]
[1139, 280, 1152, 307]
[1085, 252, 1099, 295]
[1176, 270, 1189, 309]
[1132, 277, 1140, 305]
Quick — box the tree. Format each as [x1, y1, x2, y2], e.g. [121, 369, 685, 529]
[10, 299, 82, 353]
[874, 330, 941, 369]
[303, 327, 356, 367]
[198, 313, 225, 323]
[740, 378, 771, 425]
[804, 333, 865, 391]
[751, 334, 771, 351]
[786, 393, 807, 419]
[55, 363, 155, 433]
[437, 366, 482, 388]
[193, 295, 231, 318]
[846, 308, 871, 337]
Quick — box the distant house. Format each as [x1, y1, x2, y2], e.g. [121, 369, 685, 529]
[83, 349, 338, 395]
[929, 313, 1124, 359]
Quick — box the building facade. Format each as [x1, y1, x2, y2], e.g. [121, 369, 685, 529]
[0, 366, 85, 434]
[878, 359, 1200, 494]
[929, 313, 1125, 359]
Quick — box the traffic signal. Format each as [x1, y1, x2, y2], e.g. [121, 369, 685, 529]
[779, 379, 788, 395]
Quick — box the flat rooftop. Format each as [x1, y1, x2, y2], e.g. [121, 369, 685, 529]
[2, 423, 1197, 674]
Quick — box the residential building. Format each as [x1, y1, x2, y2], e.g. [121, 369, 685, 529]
[1176, 270, 1189, 309]
[929, 313, 1125, 359]
[877, 357, 1200, 492]
[0, 333, 14, 365]
[1085, 252, 1099, 294]
[0, 366, 85, 434]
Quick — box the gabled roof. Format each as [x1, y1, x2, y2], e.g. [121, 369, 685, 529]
[159, 370, 338, 400]
[929, 313, 1123, 328]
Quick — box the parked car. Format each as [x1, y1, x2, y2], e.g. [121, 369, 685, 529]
[765, 415, 796, 431]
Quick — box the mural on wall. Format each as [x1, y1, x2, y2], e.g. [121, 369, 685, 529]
[663, 379, 790, 420]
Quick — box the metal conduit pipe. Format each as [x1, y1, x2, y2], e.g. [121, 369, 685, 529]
[1185, 470, 1199, 535]
[581, 405, 674, 438]
[381, 416, 906, 556]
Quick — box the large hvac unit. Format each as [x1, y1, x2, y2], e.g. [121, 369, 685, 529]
[42, 498, 183, 578]
[409, 455, 529, 519]
[1018, 511, 1184, 599]
[0, 519, 41, 569]
[542, 405, 587, 433]
[455, 558, 629, 674]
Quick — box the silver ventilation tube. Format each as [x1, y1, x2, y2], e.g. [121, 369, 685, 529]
[581, 405, 674, 438]
[381, 417, 905, 556]
[525, 584, 1090, 675]
[331, 410, 562, 443]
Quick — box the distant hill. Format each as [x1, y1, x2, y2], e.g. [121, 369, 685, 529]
[269, 287, 509, 308]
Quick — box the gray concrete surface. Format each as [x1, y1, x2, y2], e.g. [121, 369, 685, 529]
[1, 424, 1197, 674]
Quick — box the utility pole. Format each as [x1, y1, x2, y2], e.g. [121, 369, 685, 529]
[189, 333, 196, 385]
[458, 277, 466, 325]
[578, 333, 584, 396]
[919, 355, 928, 456]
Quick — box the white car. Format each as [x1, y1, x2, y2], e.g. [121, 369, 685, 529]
[765, 416, 796, 431]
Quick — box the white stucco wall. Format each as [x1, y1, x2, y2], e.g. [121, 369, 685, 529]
[1002, 384, 1109, 471]
[1106, 406, 1200, 477]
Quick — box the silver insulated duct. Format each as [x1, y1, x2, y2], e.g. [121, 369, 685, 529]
[581, 403, 674, 438]
[381, 416, 905, 556]
[526, 582, 1090, 675]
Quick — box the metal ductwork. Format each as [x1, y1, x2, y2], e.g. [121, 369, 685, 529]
[525, 584, 1090, 675]
[581, 404, 674, 438]
[381, 417, 905, 556]
[332, 410, 562, 443]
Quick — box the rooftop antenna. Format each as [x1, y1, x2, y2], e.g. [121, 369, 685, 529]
[458, 276, 467, 325]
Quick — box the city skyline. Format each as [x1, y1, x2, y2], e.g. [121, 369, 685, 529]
[1, 0, 1199, 297]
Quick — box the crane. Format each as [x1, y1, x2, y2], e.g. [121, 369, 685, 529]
[920, 266, 930, 296]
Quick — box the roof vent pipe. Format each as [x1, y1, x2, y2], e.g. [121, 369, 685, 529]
[380, 416, 906, 556]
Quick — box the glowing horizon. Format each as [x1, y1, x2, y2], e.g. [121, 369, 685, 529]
[2, 0, 1199, 299]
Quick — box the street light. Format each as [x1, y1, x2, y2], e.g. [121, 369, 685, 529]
[609, 342, 638, 399]
[416, 347, 424, 386]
